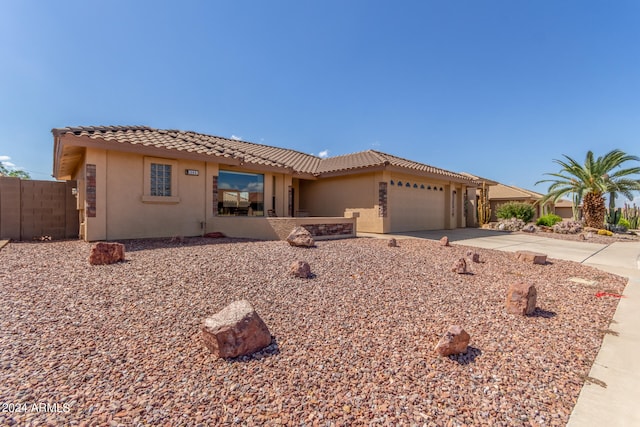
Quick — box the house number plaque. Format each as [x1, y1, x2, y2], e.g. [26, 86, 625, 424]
[185, 169, 199, 176]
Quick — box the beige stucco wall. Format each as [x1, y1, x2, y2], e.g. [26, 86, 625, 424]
[104, 151, 208, 239]
[299, 172, 384, 232]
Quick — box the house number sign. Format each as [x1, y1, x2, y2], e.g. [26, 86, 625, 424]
[185, 169, 199, 176]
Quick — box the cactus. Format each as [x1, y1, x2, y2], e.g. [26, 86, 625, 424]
[605, 208, 621, 227]
[622, 203, 639, 229]
[477, 182, 492, 225]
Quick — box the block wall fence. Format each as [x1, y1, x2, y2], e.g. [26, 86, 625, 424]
[0, 177, 78, 241]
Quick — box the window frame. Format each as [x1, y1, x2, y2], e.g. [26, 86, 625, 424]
[142, 157, 180, 203]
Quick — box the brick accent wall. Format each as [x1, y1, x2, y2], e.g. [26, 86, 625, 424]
[378, 181, 387, 217]
[302, 223, 353, 237]
[86, 164, 97, 218]
[212, 175, 218, 216]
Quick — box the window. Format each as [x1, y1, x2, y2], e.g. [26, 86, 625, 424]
[142, 157, 179, 203]
[218, 170, 264, 216]
[151, 163, 172, 196]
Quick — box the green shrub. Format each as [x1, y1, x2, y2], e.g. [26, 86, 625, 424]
[496, 202, 535, 223]
[536, 214, 563, 227]
[619, 218, 631, 229]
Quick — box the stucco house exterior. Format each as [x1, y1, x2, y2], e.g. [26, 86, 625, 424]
[52, 126, 478, 241]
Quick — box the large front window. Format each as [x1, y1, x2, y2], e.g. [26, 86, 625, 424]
[218, 171, 264, 216]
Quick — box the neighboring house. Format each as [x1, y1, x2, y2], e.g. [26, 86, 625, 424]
[462, 173, 573, 222]
[487, 183, 547, 221]
[52, 126, 478, 241]
[552, 199, 576, 219]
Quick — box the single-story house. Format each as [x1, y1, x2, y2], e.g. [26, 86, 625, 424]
[52, 126, 479, 241]
[462, 173, 574, 221]
[551, 199, 576, 219]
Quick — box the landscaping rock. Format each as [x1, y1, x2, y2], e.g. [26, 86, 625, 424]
[388, 238, 398, 247]
[201, 300, 272, 358]
[496, 218, 526, 231]
[452, 258, 467, 274]
[506, 283, 537, 315]
[516, 250, 547, 265]
[522, 224, 537, 233]
[289, 260, 312, 278]
[204, 232, 226, 238]
[440, 236, 450, 246]
[434, 325, 470, 356]
[89, 242, 125, 265]
[467, 251, 481, 263]
[286, 226, 315, 247]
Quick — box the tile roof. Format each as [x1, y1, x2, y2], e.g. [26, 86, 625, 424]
[53, 126, 321, 174]
[316, 150, 474, 181]
[53, 126, 474, 182]
[489, 183, 545, 200]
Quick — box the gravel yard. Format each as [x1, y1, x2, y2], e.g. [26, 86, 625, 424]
[0, 237, 627, 426]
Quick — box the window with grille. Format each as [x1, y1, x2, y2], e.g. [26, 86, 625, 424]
[150, 163, 172, 196]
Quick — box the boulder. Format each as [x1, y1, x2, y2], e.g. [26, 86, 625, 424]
[387, 238, 398, 247]
[89, 242, 125, 265]
[440, 236, 450, 246]
[434, 325, 470, 356]
[201, 300, 272, 358]
[466, 251, 480, 263]
[516, 250, 547, 265]
[289, 260, 312, 278]
[521, 224, 537, 233]
[506, 283, 537, 315]
[452, 258, 467, 274]
[286, 226, 315, 247]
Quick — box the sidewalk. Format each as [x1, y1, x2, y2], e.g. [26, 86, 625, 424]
[359, 229, 640, 427]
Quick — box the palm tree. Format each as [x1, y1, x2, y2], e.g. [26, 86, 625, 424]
[536, 150, 640, 228]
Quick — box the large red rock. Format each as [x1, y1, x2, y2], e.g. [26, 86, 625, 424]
[89, 242, 125, 265]
[289, 260, 312, 278]
[516, 250, 547, 265]
[286, 226, 315, 247]
[506, 283, 537, 315]
[440, 236, 450, 247]
[201, 300, 272, 358]
[452, 258, 467, 274]
[434, 325, 470, 356]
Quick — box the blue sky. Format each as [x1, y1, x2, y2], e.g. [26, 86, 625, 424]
[1, 0, 639, 204]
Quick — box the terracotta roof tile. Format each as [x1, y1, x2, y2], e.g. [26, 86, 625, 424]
[53, 126, 474, 182]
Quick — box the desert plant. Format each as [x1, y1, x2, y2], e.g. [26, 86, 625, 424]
[496, 202, 535, 223]
[619, 218, 631, 229]
[536, 214, 563, 227]
[605, 208, 621, 227]
[622, 203, 639, 229]
[477, 182, 491, 225]
[537, 150, 640, 228]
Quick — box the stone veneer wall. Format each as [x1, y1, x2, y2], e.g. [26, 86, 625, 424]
[301, 223, 353, 237]
[86, 164, 97, 218]
[212, 176, 218, 216]
[378, 182, 387, 217]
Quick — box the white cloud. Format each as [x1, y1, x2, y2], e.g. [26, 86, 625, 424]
[0, 155, 11, 162]
[3, 161, 16, 168]
[230, 135, 242, 141]
[318, 149, 329, 159]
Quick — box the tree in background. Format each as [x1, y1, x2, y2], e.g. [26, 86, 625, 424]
[537, 150, 640, 228]
[0, 162, 31, 179]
